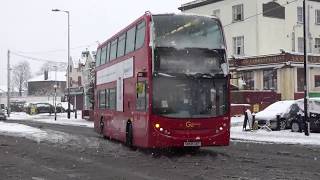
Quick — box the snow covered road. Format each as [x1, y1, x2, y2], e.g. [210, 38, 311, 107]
[1, 124, 320, 180]
[8, 112, 93, 128]
[2, 114, 320, 147]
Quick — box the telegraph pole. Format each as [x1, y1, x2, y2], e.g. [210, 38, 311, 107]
[303, 0, 310, 136]
[7, 50, 11, 117]
[67, 11, 71, 119]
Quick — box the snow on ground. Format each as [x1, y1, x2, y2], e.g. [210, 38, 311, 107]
[0, 121, 101, 148]
[8, 111, 93, 128]
[230, 116, 320, 146]
[0, 121, 47, 143]
[231, 116, 245, 126]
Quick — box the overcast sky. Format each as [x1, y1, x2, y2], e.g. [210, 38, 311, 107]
[0, 0, 191, 88]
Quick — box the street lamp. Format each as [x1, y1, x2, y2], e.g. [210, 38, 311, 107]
[302, 0, 310, 136]
[52, 9, 71, 119]
[53, 84, 57, 121]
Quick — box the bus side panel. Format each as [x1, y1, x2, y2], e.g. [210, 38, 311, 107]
[132, 112, 149, 147]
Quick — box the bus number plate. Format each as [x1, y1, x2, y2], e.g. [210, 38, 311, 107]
[184, 141, 201, 147]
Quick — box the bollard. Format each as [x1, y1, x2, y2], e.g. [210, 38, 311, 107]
[243, 111, 248, 131]
[276, 114, 281, 131]
[252, 114, 256, 130]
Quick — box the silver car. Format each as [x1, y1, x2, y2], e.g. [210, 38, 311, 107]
[255, 100, 296, 130]
[0, 109, 7, 121]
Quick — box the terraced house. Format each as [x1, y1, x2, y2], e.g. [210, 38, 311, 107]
[179, 0, 320, 111]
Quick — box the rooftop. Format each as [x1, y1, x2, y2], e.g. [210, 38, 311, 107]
[28, 71, 66, 82]
[179, 0, 320, 11]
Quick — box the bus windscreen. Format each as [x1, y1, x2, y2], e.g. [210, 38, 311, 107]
[153, 14, 226, 75]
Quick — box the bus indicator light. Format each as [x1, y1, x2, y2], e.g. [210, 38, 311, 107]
[155, 123, 160, 128]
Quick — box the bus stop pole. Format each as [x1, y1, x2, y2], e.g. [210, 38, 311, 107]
[74, 95, 77, 119]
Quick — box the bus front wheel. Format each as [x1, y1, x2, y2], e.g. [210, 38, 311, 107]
[126, 122, 134, 148]
[100, 118, 105, 137]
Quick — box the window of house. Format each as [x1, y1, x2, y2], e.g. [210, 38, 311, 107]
[232, 4, 244, 22]
[316, 10, 320, 25]
[297, 68, 304, 92]
[125, 26, 136, 54]
[109, 88, 116, 110]
[95, 48, 101, 67]
[233, 36, 244, 56]
[117, 33, 126, 57]
[298, 37, 304, 53]
[315, 38, 320, 49]
[110, 38, 118, 60]
[106, 43, 110, 63]
[241, 71, 254, 90]
[100, 46, 107, 65]
[263, 69, 277, 90]
[99, 90, 106, 109]
[78, 76, 82, 86]
[315, 75, 320, 87]
[297, 7, 303, 24]
[262, 2, 285, 19]
[212, 9, 220, 18]
[135, 21, 146, 49]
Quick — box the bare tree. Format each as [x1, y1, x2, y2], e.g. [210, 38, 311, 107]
[12, 61, 31, 96]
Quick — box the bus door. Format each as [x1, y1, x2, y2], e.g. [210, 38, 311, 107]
[133, 78, 149, 143]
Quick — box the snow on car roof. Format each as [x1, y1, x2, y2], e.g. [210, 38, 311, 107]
[255, 100, 295, 121]
[263, 100, 295, 112]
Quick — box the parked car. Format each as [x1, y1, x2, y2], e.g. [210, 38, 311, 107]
[25, 103, 54, 114]
[0, 109, 7, 121]
[10, 101, 26, 112]
[25, 102, 66, 114]
[291, 98, 320, 132]
[59, 102, 74, 112]
[55, 104, 65, 113]
[35, 103, 54, 114]
[255, 100, 297, 130]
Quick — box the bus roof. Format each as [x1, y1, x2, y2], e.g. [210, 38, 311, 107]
[97, 12, 220, 49]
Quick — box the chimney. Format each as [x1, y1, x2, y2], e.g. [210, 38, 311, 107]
[44, 70, 48, 80]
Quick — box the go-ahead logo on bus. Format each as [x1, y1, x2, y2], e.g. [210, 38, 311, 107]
[186, 121, 201, 128]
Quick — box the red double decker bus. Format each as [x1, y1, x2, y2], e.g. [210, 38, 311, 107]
[94, 12, 230, 149]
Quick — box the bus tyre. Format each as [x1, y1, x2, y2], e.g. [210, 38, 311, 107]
[100, 119, 108, 139]
[126, 122, 134, 148]
[100, 119, 104, 135]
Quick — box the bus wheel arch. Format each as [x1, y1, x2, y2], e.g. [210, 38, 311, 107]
[126, 120, 134, 148]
